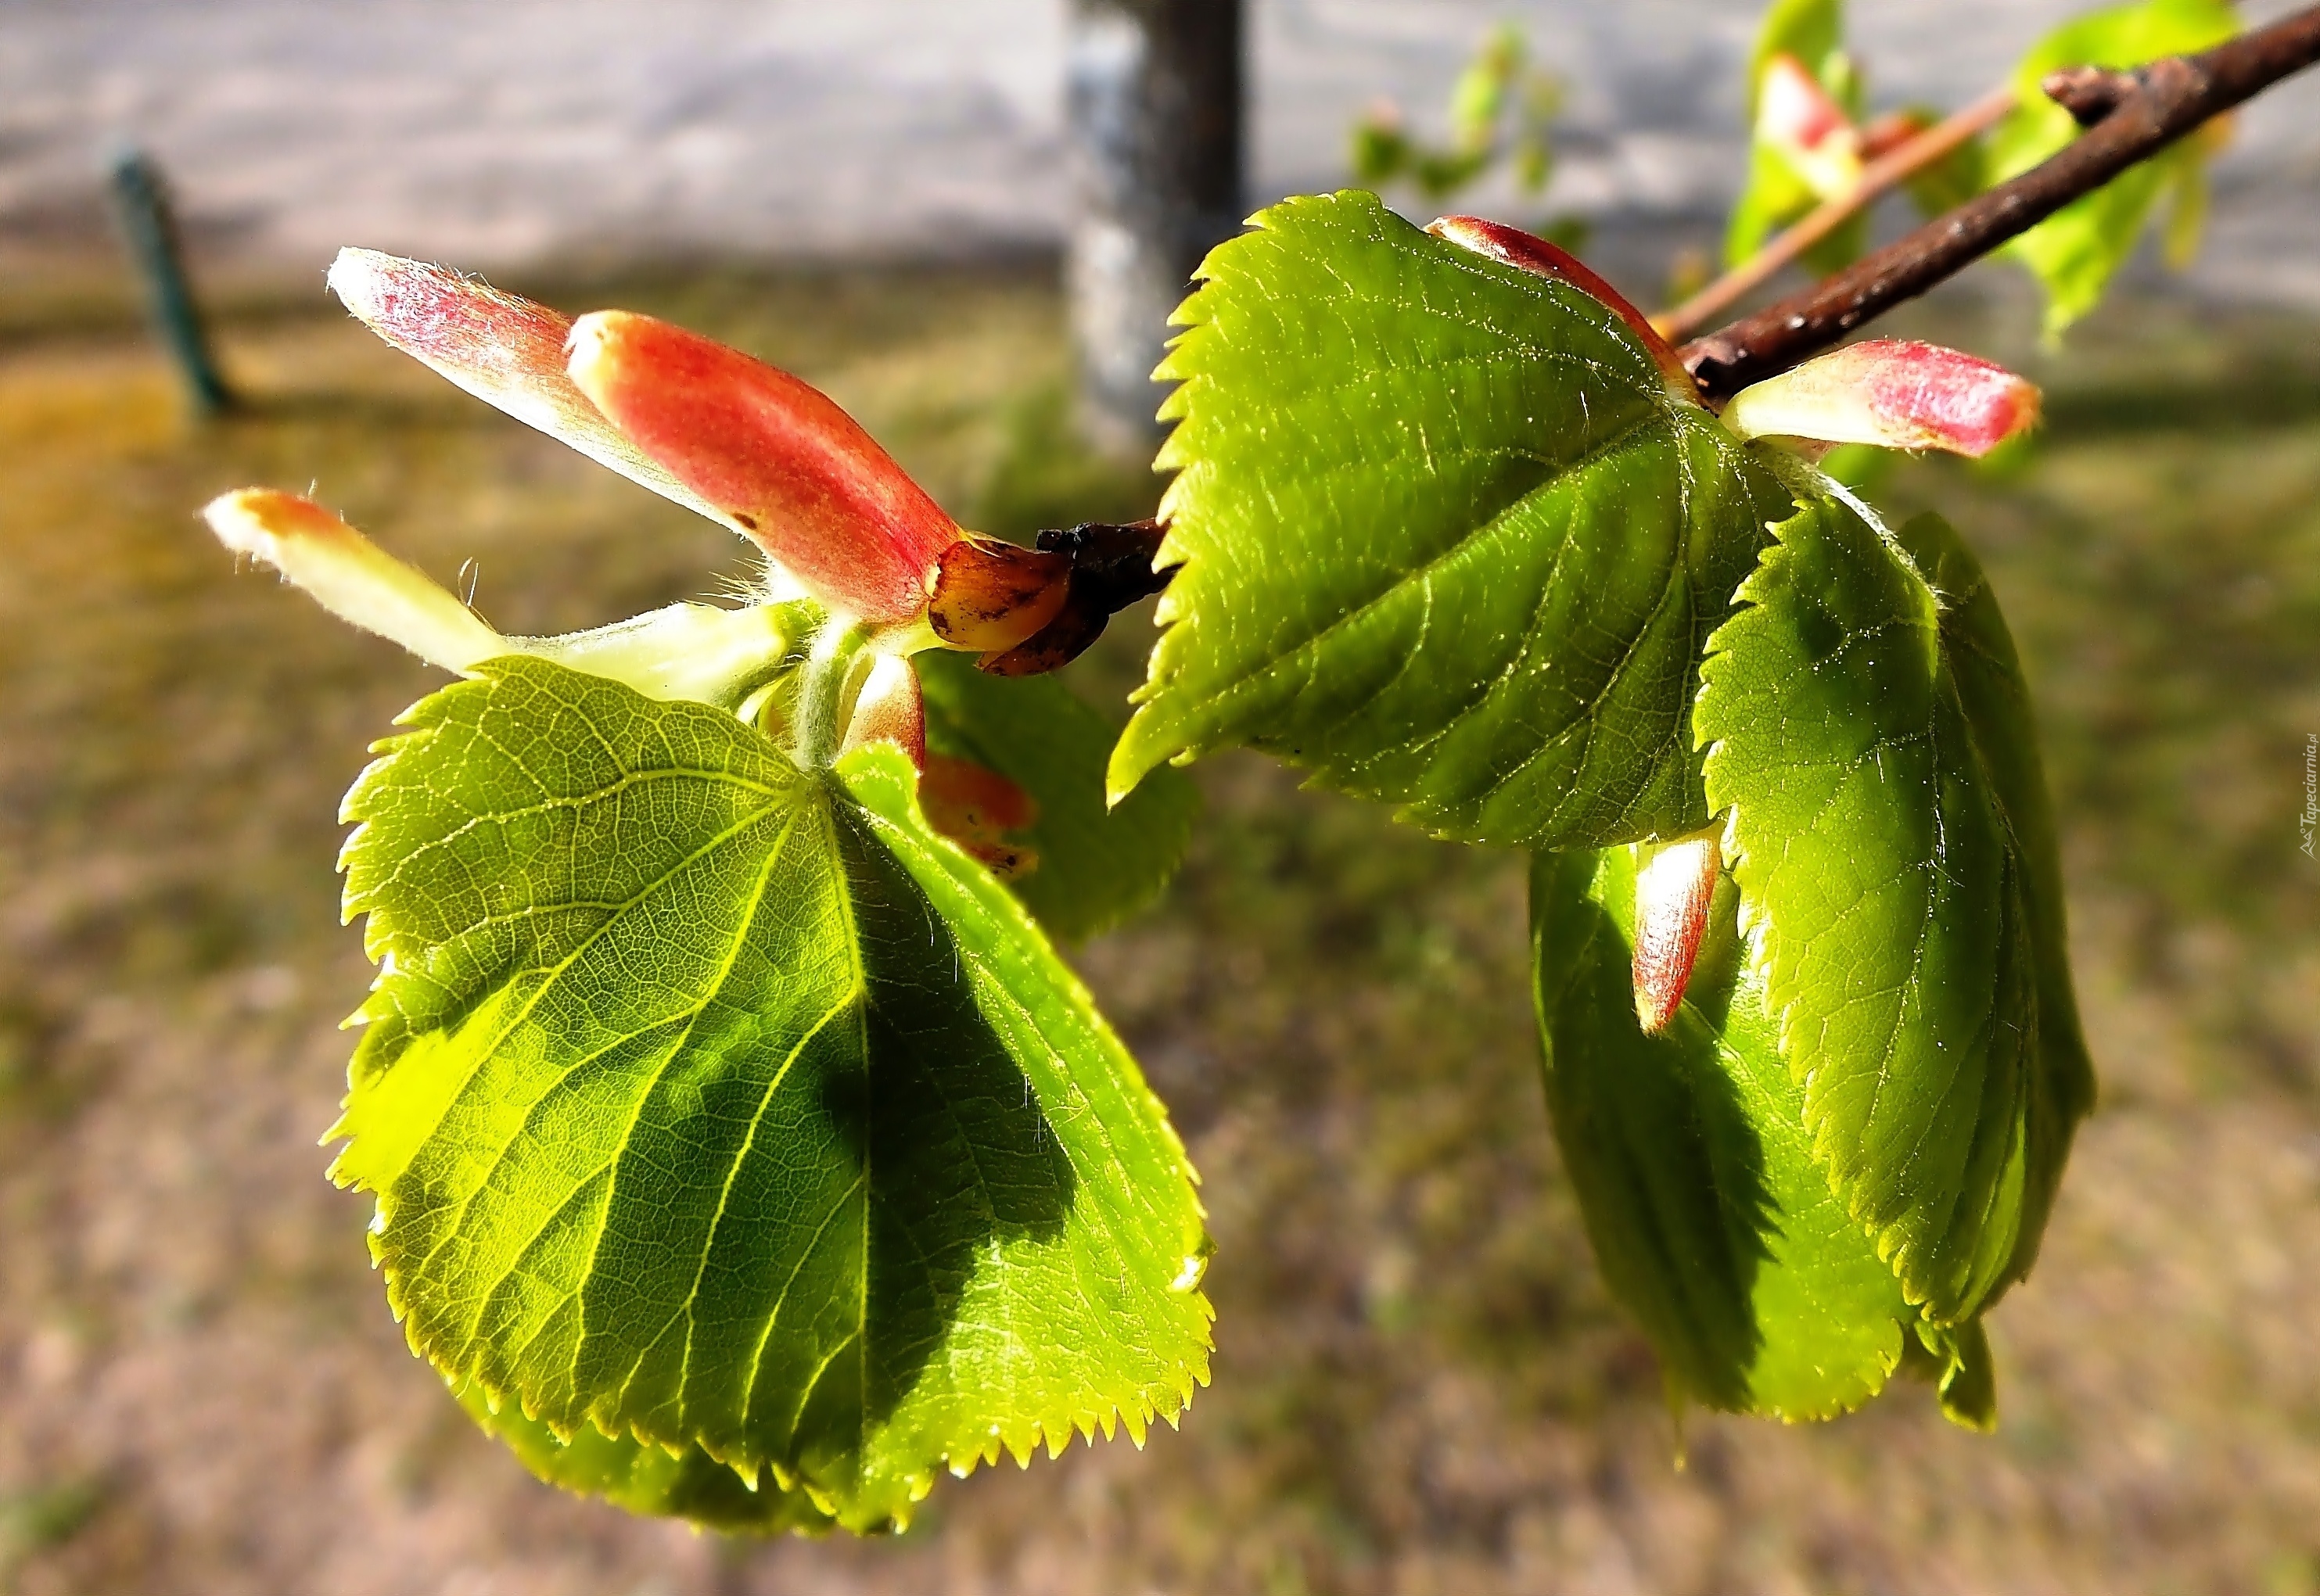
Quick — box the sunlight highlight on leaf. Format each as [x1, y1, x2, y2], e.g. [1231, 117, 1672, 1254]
[330, 658, 1210, 1531]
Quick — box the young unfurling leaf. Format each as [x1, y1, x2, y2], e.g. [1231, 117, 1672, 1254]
[331, 658, 1211, 1532]
[205, 488, 505, 672]
[203, 488, 808, 712]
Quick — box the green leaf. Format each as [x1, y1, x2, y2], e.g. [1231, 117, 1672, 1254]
[1889, 512, 2092, 1286]
[1350, 118, 1410, 188]
[452, 1377, 836, 1534]
[1726, 0, 1863, 273]
[1934, 1318, 1999, 1431]
[916, 651, 1197, 942]
[1447, 23, 1524, 150]
[1110, 190, 1798, 852]
[331, 656, 1211, 1533]
[1529, 847, 1917, 1420]
[1988, 0, 2239, 336]
[1747, 0, 1846, 114]
[1725, 147, 1869, 276]
[1696, 486, 2044, 1324]
[1898, 1317, 2002, 1431]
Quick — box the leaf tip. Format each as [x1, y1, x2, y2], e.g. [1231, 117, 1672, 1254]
[204, 488, 506, 672]
[1427, 214, 1698, 397]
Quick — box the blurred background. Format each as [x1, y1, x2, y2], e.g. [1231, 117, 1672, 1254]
[2, 2, 2319, 1593]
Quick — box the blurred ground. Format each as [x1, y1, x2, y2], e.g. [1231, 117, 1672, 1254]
[0, 262, 2318, 1596]
[9, 0, 2320, 305]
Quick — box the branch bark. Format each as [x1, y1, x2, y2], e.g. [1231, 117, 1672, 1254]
[1679, 3, 2320, 403]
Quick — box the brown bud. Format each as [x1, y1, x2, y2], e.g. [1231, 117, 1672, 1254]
[925, 536, 1072, 654]
[921, 754, 1040, 879]
[975, 518, 1173, 676]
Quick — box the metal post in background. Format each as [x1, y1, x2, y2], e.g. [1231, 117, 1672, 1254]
[106, 149, 235, 418]
[1067, 0, 1243, 452]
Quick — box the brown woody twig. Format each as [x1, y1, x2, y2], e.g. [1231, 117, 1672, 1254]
[1655, 84, 2020, 343]
[1031, 9, 2320, 674]
[1679, 3, 2320, 403]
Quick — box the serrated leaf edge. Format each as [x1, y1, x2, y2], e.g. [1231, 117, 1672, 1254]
[1111, 188, 1686, 809]
[1694, 471, 2028, 1323]
[325, 672, 1210, 1530]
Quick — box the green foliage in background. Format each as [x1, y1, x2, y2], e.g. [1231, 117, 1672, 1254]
[1349, 23, 1588, 252]
[1991, 0, 2239, 336]
[1722, 0, 2239, 336]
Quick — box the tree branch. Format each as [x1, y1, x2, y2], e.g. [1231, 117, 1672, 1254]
[1654, 85, 2019, 345]
[1679, 4, 2320, 403]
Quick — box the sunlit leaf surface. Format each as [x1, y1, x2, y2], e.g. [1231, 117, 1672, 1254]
[1530, 847, 1916, 1420]
[1112, 190, 1795, 851]
[332, 658, 1210, 1531]
[1696, 490, 2081, 1323]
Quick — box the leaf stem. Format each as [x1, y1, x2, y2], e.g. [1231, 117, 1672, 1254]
[1679, 3, 2320, 401]
[1654, 84, 2019, 346]
[792, 618, 877, 769]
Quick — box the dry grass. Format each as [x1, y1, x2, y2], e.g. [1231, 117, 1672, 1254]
[1, 263, 2317, 1596]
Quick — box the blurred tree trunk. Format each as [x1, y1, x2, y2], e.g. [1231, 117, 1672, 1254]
[1067, 0, 1244, 451]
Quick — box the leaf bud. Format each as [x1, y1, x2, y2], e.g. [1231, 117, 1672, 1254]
[1758, 53, 1855, 159]
[1632, 829, 1722, 1035]
[325, 249, 721, 524]
[1720, 339, 2042, 458]
[925, 536, 1074, 655]
[921, 754, 1040, 879]
[566, 310, 961, 625]
[840, 653, 928, 769]
[1756, 53, 1863, 199]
